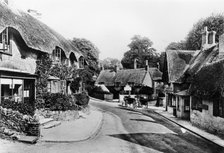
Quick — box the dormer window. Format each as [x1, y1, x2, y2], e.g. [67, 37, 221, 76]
[79, 56, 84, 69]
[52, 47, 62, 63]
[0, 28, 11, 55]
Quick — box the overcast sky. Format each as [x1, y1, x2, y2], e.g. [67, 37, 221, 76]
[10, 0, 224, 60]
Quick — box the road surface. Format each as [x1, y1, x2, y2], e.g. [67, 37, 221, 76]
[0, 99, 224, 153]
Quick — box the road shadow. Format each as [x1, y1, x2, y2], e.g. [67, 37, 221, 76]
[130, 118, 156, 123]
[116, 106, 140, 113]
[127, 112, 143, 115]
[109, 133, 222, 153]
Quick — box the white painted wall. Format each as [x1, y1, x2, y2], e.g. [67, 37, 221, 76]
[142, 72, 153, 88]
[1, 40, 37, 74]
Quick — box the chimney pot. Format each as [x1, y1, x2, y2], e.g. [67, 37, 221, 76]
[134, 58, 137, 69]
[201, 26, 209, 48]
[145, 60, 148, 66]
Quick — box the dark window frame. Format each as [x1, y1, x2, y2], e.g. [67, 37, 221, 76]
[0, 28, 12, 55]
[191, 96, 202, 112]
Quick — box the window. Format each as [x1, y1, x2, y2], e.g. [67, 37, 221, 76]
[177, 97, 180, 111]
[0, 28, 11, 55]
[168, 94, 172, 107]
[192, 96, 202, 112]
[1, 78, 23, 103]
[184, 97, 190, 112]
[52, 47, 61, 63]
[213, 97, 224, 118]
[172, 95, 176, 107]
[79, 56, 84, 69]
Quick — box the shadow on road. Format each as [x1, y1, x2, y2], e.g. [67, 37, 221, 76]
[130, 118, 156, 123]
[109, 133, 217, 153]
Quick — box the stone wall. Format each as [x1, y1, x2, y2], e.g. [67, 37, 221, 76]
[0, 106, 40, 136]
[190, 100, 224, 135]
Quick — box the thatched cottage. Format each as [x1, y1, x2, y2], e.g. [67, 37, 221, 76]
[165, 49, 197, 119]
[0, 2, 84, 108]
[95, 60, 162, 101]
[165, 26, 224, 135]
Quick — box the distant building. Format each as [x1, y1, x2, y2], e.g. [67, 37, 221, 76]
[95, 60, 162, 102]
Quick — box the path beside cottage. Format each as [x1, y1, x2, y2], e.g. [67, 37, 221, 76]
[144, 105, 224, 148]
[39, 109, 103, 142]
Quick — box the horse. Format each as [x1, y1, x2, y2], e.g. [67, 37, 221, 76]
[123, 96, 137, 109]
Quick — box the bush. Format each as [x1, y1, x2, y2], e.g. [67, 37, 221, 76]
[41, 93, 73, 111]
[0, 99, 34, 116]
[73, 92, 89, 107]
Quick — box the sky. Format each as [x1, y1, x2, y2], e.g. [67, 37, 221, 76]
[9, 0, 224, 60]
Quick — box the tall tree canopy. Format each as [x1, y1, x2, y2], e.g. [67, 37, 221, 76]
[166, 40, 187, 50]
[72, 38, 100, 73]
[121, 35, 159, 69]
[165, 14, 224, 51]
[100, 57, 122, 70]
[185, 14, 224, 50]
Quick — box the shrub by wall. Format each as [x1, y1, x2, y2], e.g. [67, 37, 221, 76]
[0, 106, 39, 136]
[36, 92, 89, 111]
[73, 92, 90, 107]
[0, 99, 34, 116]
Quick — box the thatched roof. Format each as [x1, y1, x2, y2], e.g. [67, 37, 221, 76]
[189, 59, 224, 98]
[148, 68, 162, 81]
[96, 67, 158, 87]
[0, 57, 36, 74]
[115, 69, 147, 86]
[95, 70, 116, 86]
[166, 50, 197, 83]
[0, 2, 80, 57]
[184, 44, 218, 76]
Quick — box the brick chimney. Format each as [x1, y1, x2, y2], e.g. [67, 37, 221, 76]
[201, 27, 209, 48]
[114, 64, 119, 72]
[219, 34, 224, 59]
[145, 60, 149, 71]
[134, 58, 137, 69]
[201, 26, 216, 49]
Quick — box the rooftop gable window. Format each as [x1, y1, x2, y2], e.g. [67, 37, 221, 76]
[0, 28, 12, 55]
[52, 47, 62, 64]
[79, 56, 84, 69]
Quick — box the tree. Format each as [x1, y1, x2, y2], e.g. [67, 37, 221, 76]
[100, 57, 122, 70]
[121, 35, 159, 69]
[185, 14, 224, 50]
[165, 40, 187, 50]
[72, 38, 100, 73]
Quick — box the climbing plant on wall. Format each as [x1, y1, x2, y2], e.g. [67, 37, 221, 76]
[35, 54, 52, 97]
[49, 63, 77, 80]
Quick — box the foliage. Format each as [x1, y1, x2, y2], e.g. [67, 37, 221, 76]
[72, 38, 100, 72]
[70, 77, 82, 93]
[1, 99, 34, 116]
[165, 14, 224, 51]
[73, 92, 89, 107]
[72, 38, 100, 94]
[49, 63, 76, 80]
[38, 93, 73, 111]
[186, 14, 224, 50]
[36, 92, 89, 111]
[100, 57, 122, 70]
[121, 35, 159, 69]
[165, 41, 187, 50]
[35, 54, 52, 96]
[159, 52, 169, 83]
